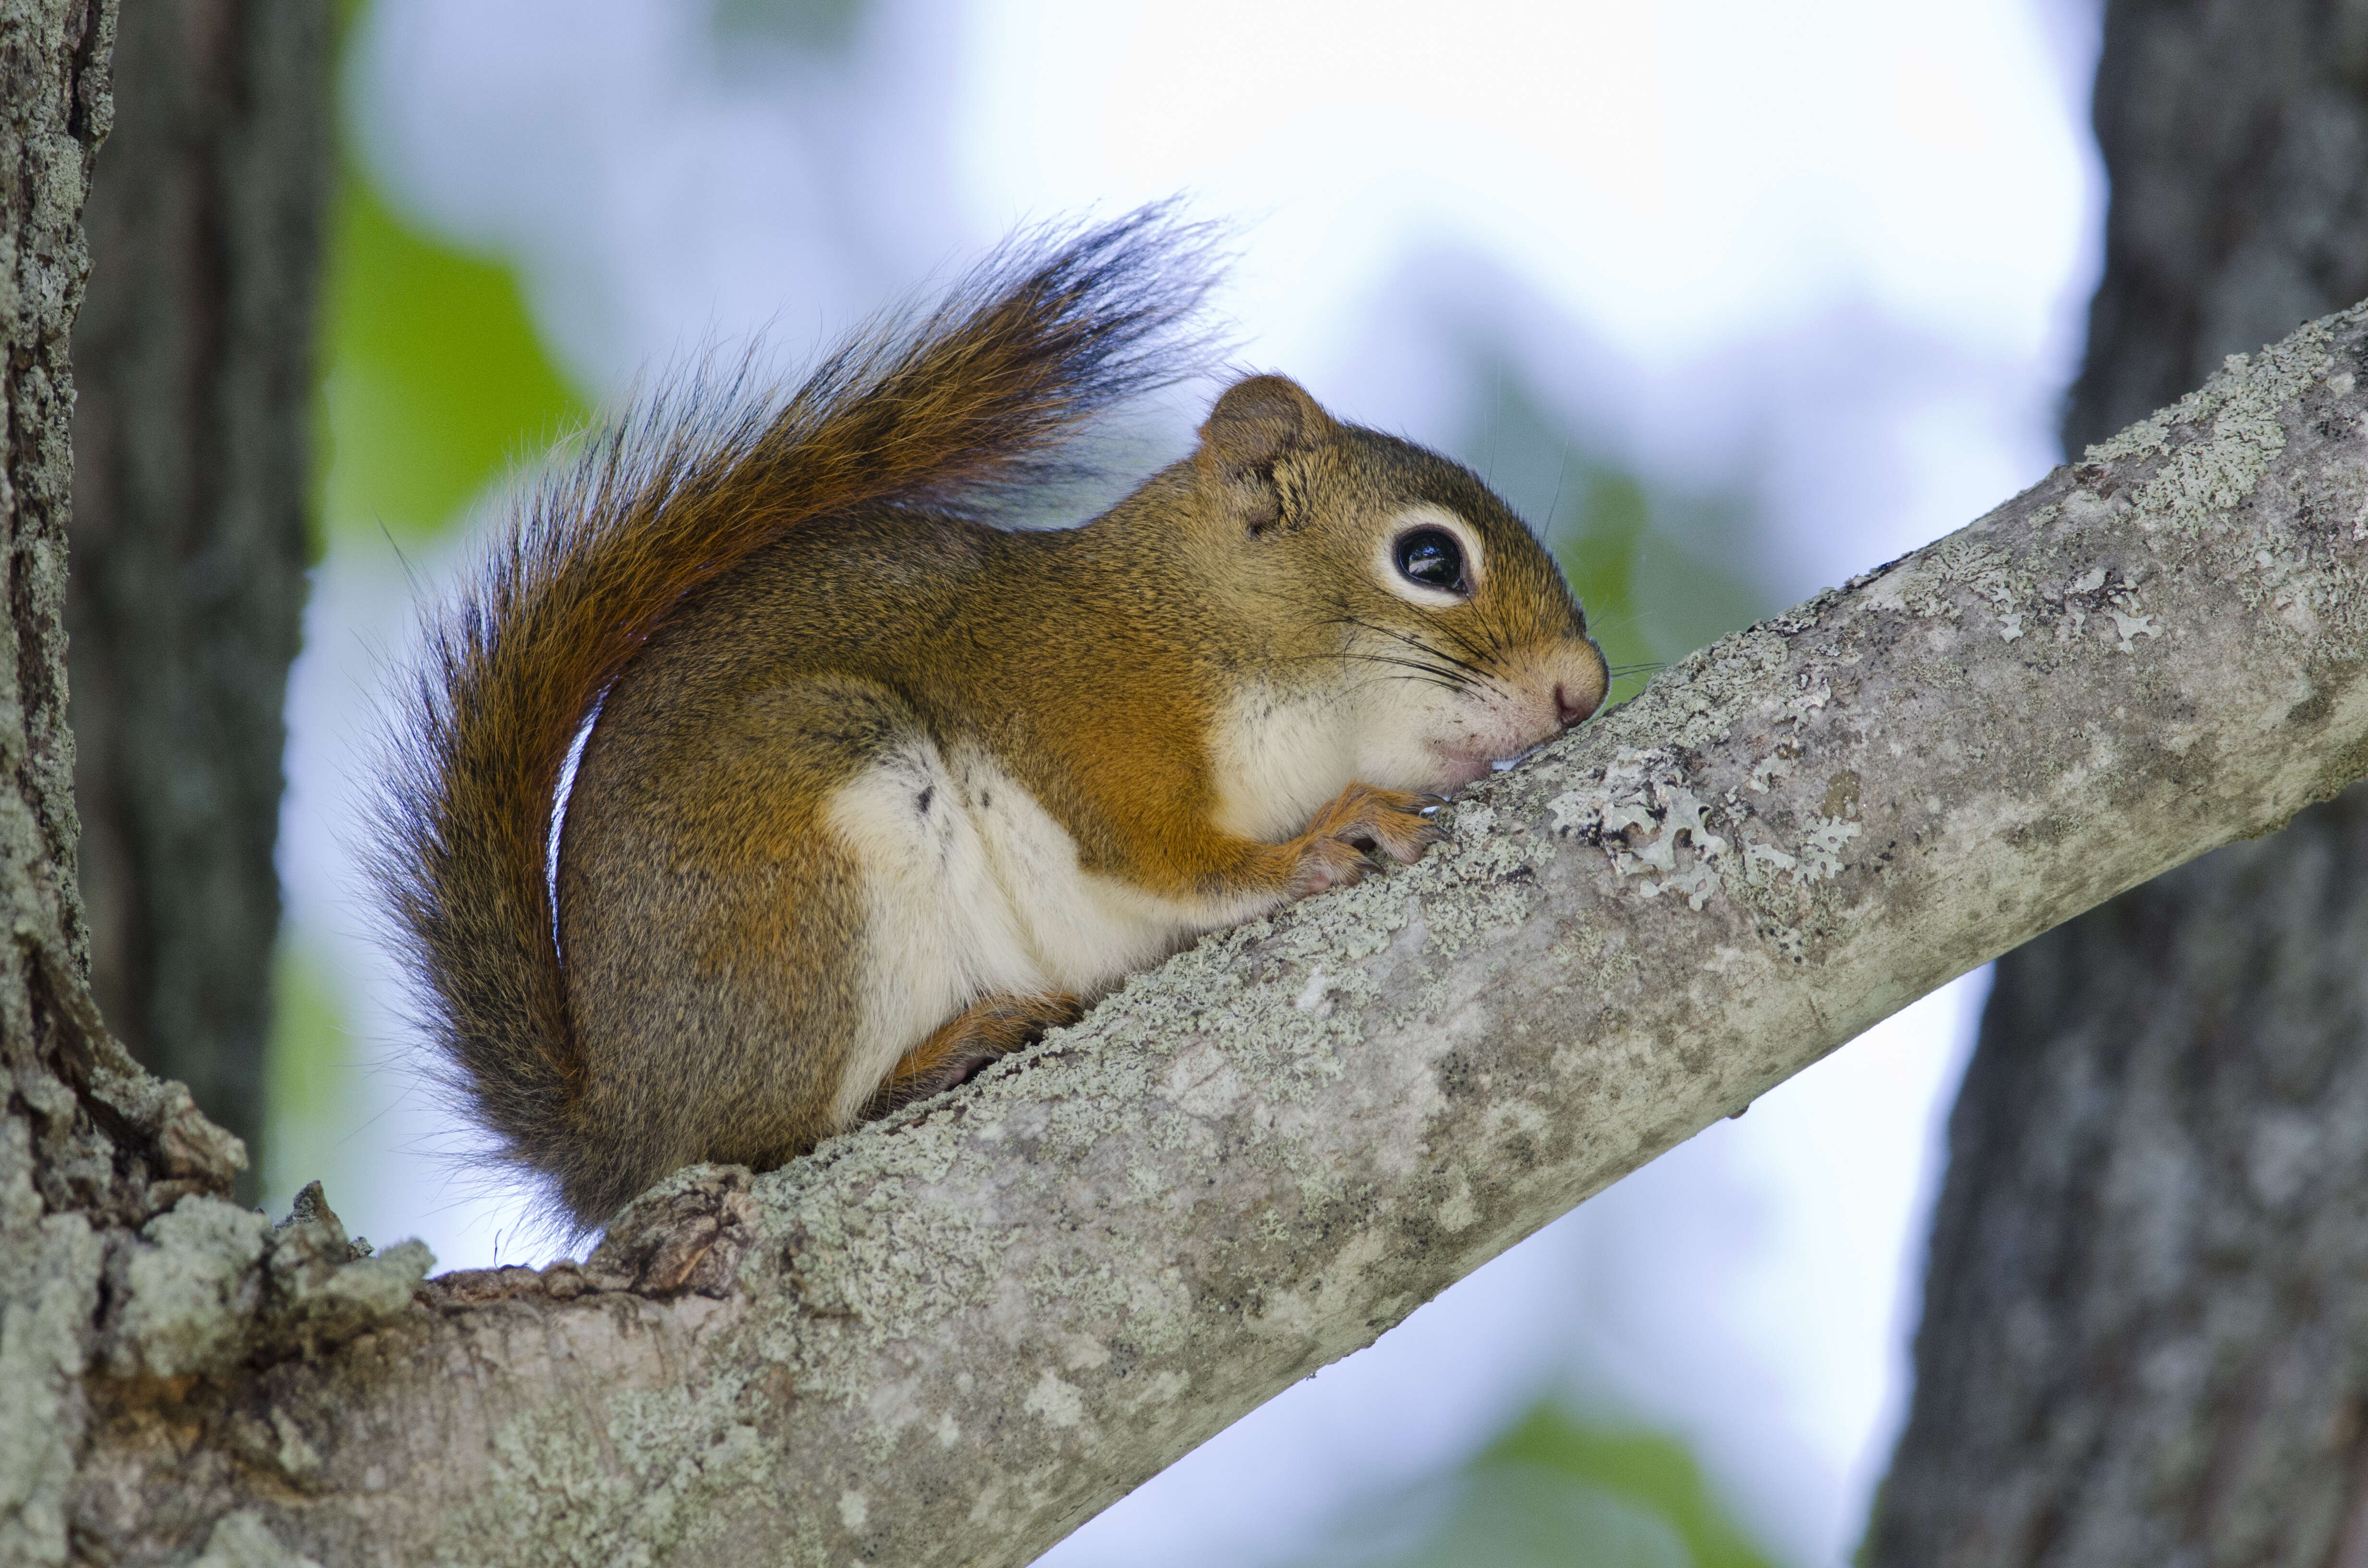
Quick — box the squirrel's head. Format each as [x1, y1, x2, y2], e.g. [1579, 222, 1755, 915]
[1186, 373, 1610, 799]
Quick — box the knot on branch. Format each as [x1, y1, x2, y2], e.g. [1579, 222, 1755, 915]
[24, 938, 249, 1223]
[582, 1164, 759, 1296]
[419, 1164, 759, 1310]
[264, 1182, 433, 1355]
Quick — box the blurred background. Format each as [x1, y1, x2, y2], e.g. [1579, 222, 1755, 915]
[93, 0, 2109, 1564]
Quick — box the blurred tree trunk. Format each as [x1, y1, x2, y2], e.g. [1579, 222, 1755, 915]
[65, 0, 331, 1201]
[0, 0, 256, 1544]
[1868, 3, 2368, 1562]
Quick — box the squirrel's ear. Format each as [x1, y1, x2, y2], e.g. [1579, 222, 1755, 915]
[1195, 374, 1337, 532]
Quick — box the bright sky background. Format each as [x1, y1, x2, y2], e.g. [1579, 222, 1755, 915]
[282, 1, 2104, 1563]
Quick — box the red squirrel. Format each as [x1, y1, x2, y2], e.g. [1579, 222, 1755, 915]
[374, 211, 1609, 1233]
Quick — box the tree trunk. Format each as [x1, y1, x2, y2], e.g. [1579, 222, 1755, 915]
[1869, 2, 2368, 1563]
[2062, 0, 2368, 457]
[1871, 800, 2368, 1565]
[0, 0, 253, 1561]
[63, 0, 329, 1201]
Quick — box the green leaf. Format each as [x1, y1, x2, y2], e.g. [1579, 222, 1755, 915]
[1294, 1400, 1783, 1568]
[1457, 360, 1770, 703]
[316, 165, 587, 549]
[1476, 1404, 1783, 1568]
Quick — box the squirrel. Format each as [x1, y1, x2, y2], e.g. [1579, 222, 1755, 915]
[373, 209, 1610, 1236]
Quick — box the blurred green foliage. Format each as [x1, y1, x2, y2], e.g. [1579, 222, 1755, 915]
[263, 942, 353, 1212]
[1461, 367, 1767, 702]
[272, 0, 584, 1200]
[711, 0, 868, 50]
[1304, 1401, 1781, 1568]
[1481, 1406, 1780, 1568]
[268, 943, 347, 1127]
[315, 166, 587, 549]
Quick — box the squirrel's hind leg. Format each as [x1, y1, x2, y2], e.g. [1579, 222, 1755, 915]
[862, 991, 1085, 1119]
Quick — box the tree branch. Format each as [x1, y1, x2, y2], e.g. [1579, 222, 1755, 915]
[42, 304, 2368, 1566]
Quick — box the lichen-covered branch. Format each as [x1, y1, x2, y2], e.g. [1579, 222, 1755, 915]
[28, 303, 2368, 1565]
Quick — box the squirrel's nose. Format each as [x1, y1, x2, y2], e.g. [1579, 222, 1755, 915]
[1553, 640, 1611, 727]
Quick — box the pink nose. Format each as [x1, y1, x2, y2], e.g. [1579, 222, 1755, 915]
[1554, 684, 1591, 728]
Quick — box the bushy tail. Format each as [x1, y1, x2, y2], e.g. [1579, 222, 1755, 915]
[371, 208, 1216, 1222]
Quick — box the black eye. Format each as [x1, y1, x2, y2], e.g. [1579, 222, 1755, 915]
[1394, 527, 1467, 593]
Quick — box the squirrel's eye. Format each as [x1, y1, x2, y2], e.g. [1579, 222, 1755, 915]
[1394, 528, 1467, 594]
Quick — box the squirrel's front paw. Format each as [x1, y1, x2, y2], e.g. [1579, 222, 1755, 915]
[1288, 783, 1450, 894]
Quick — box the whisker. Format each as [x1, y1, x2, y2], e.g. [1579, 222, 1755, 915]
[1430, 618, 1498, 669]
[1259, 649, 1481, 692]
[1542, 438, 1574, 539]
[1323, 616, 1498, 685]
[1332, 662, 1468, 696]
[1345, 654, 1480, 689]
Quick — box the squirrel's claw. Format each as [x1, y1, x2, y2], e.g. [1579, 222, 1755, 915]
[1286, 781, 1454, 894]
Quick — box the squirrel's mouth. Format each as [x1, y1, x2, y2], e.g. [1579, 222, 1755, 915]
[1425, 674, 1594, 788]
[1431, 717, 1566, 787]
[1489, 736, 1565, 774]
[1429, 738, 1548, 789]
[1424, 745, 1498, 789]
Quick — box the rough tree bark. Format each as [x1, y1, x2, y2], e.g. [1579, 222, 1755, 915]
[2061, 0, 2368, 457]
[63, 0, 329, 1201]
[0, 0, 254, 1561]
[1869, 4, 2368, 1563]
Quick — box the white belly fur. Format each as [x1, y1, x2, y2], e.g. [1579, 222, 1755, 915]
[1209, 676, 1471, 836]
[822, 738, 1270, 1125]
[1206, 682, 1358, 841]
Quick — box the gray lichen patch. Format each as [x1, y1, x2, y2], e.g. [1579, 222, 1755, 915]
[192, 1510, 324, 1568]
[2077, 317, 2368, 658]
[1519, 733, 1866, 964]
[458, 1361, 783, 1568]
[1864, 535, 2030, 623]
[2083, 308, 2348, 468]
[102, 1197, 271, 1379]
